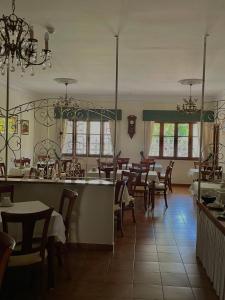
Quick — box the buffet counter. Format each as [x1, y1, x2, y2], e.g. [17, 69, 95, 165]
[0, 178, 114, 249]
[196, 201, 225, 300]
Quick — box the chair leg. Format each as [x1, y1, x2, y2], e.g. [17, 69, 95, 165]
[131, 207, 136, 223]
[144, 190, 148, 211]
[164, 189, 168, 208]
[151, 189, 155, 210]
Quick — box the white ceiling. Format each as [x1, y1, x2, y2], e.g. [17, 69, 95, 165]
[1, 0, 225, 102]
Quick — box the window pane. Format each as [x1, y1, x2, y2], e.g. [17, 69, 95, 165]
[76, 135, 87, 155]
[76, 121, 87, 155]
[103, 122, 112, 155]
[89, 122, 101, 155]
[152, 123, 160, 135]
[192, 137, 200, 157]
[178, 123, 189, 136]
[164, 123, 175, 136]
[90, 122, 100, 134]
[62, 134, 72, 154]
[76, 121, 87, 134]
[163, 124, 174, 157]
[149, 136, 159, 156]
[193, 123, 199, 136]
[177, 137, 189, 157]
[65, 120, 73, 133]
[90, 135, 100, 155]
[163, 137, 174, 157]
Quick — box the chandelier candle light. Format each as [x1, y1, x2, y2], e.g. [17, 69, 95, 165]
[0, 0, 52, 76]
[0, 0, 53, 178]
[177, 79, 202, 114]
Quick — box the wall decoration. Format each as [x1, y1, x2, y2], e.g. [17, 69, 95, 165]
[128, 115, 137, 139]
[21, 120, 29, 135]
[0, 116, 18, 134]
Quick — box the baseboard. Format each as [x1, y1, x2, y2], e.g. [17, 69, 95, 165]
[68, 242, 113, 251]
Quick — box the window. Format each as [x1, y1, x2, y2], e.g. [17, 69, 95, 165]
[149, 122, 199, 159]
[62, 120, 113, 156]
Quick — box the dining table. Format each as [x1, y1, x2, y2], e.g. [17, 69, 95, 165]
[0, 200, 66, 288]
[87, 169, 160, 183]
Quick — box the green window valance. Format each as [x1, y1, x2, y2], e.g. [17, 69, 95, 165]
[143, 110, 214, 122]
[54, 108, 122, 121]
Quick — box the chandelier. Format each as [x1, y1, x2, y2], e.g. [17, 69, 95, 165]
[0, 0, 52, 76]
[177, 79, 202, 114]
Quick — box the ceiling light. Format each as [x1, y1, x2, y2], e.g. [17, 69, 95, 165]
[177, 79, 202, 114]
[0, 0, 52, 76]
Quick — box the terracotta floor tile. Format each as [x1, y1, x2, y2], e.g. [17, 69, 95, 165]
[133, 271, 161, 284]
[134, 261, 160, 272]
[161, 272, 190, 287]
[159, 262, 186, 273]
[157, 252, 182, 262]
[133, 283, 164, 299]
[163, 286, 195, 300]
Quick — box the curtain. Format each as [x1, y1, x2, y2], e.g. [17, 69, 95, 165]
[109, 120, 116, 156]
[60, 119, 68, 153]
[202, 122, 214, 160]
[144, 121, 154, 157]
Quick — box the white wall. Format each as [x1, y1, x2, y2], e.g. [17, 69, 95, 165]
[0, 82, 36, 169]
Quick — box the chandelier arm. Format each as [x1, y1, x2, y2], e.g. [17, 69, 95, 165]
[12, 0, 16, 13]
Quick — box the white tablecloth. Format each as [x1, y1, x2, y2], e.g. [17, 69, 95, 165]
[0, 201, 66, 243]
[197, 205, 225, 300]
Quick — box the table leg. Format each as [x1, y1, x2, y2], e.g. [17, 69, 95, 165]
[47, 236, 55, 289]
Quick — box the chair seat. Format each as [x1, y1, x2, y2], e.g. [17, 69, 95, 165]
[8, 250, 47, 267]
[155, 183, 165, 190]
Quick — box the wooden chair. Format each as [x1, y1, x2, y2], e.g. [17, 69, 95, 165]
[14, 158, 31, 168]
[117, 158, 130, 170]
[29, 167, 39, 179]
[130, 168, 150, 211]
[0, 185, 14, 202]
[141, 161, 155, 170]
[194, 161, 209, 170]
[0, 163, 6, 177]
[153, 166, 171, 209]
[56, 189, 78, 278]
[114, 180, 126, 237]
[121, 171, 137, 223]
[1, 208, 53, 298]
[0, 232, 15, 288]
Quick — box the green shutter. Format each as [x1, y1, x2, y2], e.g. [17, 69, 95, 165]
[143, 110, 214, 122]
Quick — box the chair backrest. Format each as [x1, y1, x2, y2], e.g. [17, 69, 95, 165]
[0, 163, 5, 177]
[114, 180, 126, 206]
[117, 158, 130, 170]
[29, 167, 39, 179]
[164, 166, 172, 187]
[0, 232, 15, 287]
[0, 185, 14, 202]
[141, 161, 155, 171]
[59, 189, 78, 242]
[194, 161, 208, 170]
[126, 172, 138, 196]
[1, 208, 53, 259]
[169, 160, 175, 168]
[121, 170, 130, 180]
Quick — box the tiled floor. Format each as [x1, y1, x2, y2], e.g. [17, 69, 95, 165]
[46, 185, 219, 300]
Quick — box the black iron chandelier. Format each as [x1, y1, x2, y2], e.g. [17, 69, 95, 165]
[0, 0, 52, 76]
[177, 79, 202, 114]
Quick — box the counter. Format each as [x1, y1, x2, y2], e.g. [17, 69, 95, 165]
[196, 201, 225, 299]
[0, 178, 114, 249]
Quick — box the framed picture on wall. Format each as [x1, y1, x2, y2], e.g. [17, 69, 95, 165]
[21, 120, 29, 135]
[0, 115, 18, 134]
